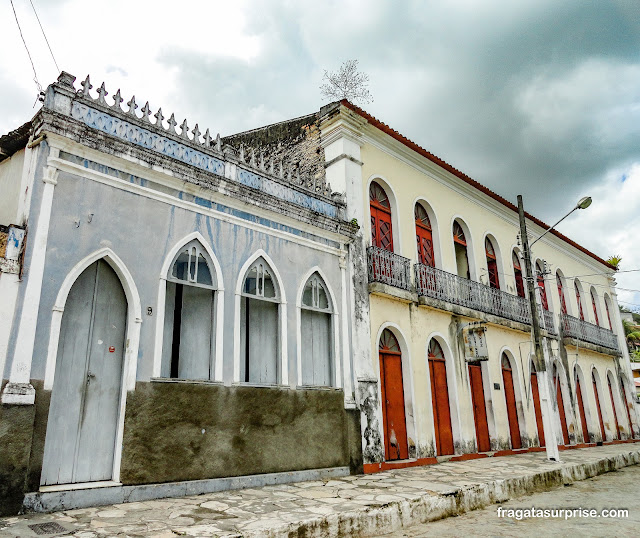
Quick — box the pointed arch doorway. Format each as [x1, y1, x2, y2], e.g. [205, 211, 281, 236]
[41, 259, 127, 485]
[379, 329, 408, 461]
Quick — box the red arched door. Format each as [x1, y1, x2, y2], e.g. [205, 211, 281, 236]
[415, 204, 435, 267]
[485, 238, 500, 289]
[468, 363, 491, 452]
[501, 354, 521, 449]
[554, 368, 570, 445]
[370, 182, 393, 251]
[592, 372, 606, 441]
[453, 222, 470, 280]
[575, 373, 590, 443]
[575, 282, 585, 321]
[620, 379, 634, 439]
[591, 290, 600, 325]
[608, 377, 621, 440]
[429, 339, 454, 456]
[379, 329, 408, 461]
[530, 361, 545, 446]
[536, 262, 548, 310]
[557, 274, 567, 315]
[513, 251, 525, 298]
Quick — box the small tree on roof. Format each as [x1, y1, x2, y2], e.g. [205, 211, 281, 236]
[320, 60, 373, 104]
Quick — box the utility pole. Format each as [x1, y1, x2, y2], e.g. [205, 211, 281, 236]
[517, 195, 560, 461]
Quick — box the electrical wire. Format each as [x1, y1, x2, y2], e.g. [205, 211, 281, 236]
[10, 0, 43, 97]
[29, 0, 60, 73]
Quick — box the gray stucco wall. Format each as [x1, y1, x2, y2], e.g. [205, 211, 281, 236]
[22, 144, 344, 387]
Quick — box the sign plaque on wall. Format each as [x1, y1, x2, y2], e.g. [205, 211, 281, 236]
[463, 325, 488, 361]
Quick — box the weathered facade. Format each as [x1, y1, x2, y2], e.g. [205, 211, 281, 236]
[0, 73, 361, 515]
[234, 100, 640, 472]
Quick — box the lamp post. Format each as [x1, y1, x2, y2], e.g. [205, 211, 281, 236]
[517, 195, 591, 462]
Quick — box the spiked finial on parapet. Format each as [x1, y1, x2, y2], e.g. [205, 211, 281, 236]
[269, 158, 275, 175]
[204, 128, 212, 147]
[259, 151, 265, 171]
[249, 148, 256, 167]
[140, 102, 152, 123]
[239, 144, 245, 162]
[97, 82, 108, 105]
[278, 160, 284, 179]
[167, 113, 177, 133]
[80, 75, 93, 98]
[154, 108, 165, 129]
[112, 89, 123, 110]
[192, 124, 201, 144]
[215, 133, 221, 152]
[179, 119, 190, 140]
[127, 96, 138, 116]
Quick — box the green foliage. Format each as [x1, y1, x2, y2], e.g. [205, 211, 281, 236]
[606, 255, 622, 269]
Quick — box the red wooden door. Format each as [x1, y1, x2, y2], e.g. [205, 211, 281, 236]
[608, 379, 621, 440]
[485, 238, 500, 289]
[429, 357, 454, 455]
[379, 347, 408, 461]
[415, 205, 434, 267]
[620, 382, 634, 438]
[513, 252, 525, 298]
[370, 182, 393, 251]
[555, 376, 570, 445]
[530, 372, 545, 446]
[501, 359, 522, 449]
[575, 377, 590, 443]
[468, 364, 491, 452]
[593, 376, 606, 441]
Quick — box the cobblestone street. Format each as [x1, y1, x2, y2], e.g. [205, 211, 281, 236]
[1, 443, 638, 537]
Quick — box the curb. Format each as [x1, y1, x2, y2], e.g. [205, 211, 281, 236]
[246, 448, 640, 537]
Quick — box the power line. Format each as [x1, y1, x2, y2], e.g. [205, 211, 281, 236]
[29, 0, 60, 73]
[10, 0, 43, 97]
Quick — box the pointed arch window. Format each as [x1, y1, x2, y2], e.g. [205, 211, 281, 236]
[536, 261, 548, 310]
[557, 273, 567, 315]
[574, 281, 585, 321]
[300, 274, 333, 386]
[163, 240, 217, 380]
[485, 237, 500, 289]
[370, 182, 393, 251]
[415, 204, 434, 267]
[591, 289, 600, 326]
[513, 251, 525, 298]
[240, 258, 280, 384]
[453, 221, 470, 279]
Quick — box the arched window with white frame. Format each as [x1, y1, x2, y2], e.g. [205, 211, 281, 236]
[300, 273, 333, 386]
[163, 240, 217, 380]
[240, 258, 281, 384]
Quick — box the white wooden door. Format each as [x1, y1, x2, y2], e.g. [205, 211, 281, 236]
[41, 260, 127, 485]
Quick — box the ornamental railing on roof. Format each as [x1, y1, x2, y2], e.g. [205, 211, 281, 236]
[52, 73, 335, 204]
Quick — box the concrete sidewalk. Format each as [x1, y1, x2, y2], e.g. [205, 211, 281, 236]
[1, 443, 639, 538]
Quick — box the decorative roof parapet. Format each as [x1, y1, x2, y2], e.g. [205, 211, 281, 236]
[50, 73, 334, 202]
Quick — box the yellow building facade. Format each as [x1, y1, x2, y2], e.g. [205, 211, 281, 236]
[322, 102, 639, 467]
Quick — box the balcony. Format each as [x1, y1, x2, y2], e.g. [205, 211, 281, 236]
[415, 263, 557, 335]
[560, 313, 619, 351]
[367, 246, 411, 291]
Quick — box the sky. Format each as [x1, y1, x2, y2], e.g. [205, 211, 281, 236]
[2, 0, 639, 309]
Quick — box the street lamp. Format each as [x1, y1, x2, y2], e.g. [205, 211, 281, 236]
[517, 195, 591, 462]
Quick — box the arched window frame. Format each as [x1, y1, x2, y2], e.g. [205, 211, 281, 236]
[296, 270, 340, 388]
[452, 218, 475, 280]
[369, 180, 394, 252]
[556, 272, 568, 315]
[535, 260, 549, 311]
[604, 294, 614, 331]
[574, 279, 585, 321]
[590, 287, 600, 326]
[234, 251, 287, 385]
[512, 249, 525, 298]
[484, 235, 501, 290]
[153, 234, 224, 381]
[415, 202, 435, 267]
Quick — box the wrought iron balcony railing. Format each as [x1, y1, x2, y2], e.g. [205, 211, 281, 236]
[415, 263, 558, 334]
[560, 313, 619, 351]
[367, 246, 412, 291]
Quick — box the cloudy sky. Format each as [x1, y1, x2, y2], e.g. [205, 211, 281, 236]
[2, 0, 639, 309]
